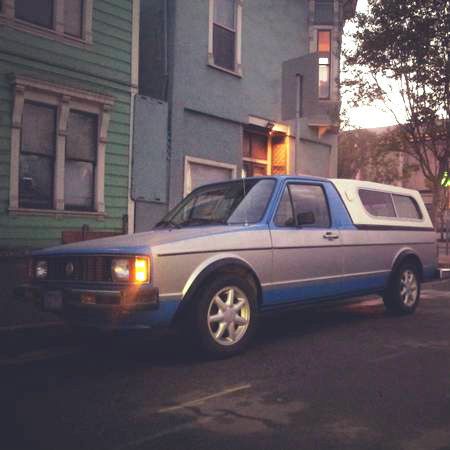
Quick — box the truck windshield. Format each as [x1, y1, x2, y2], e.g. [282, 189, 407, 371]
[155, 179, 276, 229]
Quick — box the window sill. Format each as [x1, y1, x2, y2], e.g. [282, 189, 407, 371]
[0, 15, 92, 48]
[207, 63, 242, 78]
[9, 208, 105, 219]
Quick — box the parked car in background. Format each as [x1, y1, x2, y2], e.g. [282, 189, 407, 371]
[20, 176, 437, 357]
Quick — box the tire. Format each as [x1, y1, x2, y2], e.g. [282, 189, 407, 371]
[383, 262, 421, 315]
[190, 274, 259, 358]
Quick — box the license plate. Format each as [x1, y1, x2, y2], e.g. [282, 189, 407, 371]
[43, 291, 63, 312]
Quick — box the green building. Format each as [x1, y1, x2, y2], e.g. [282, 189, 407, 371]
[0, 0, 138, 289]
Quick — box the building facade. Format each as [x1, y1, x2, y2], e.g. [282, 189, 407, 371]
[0, 0, 139, 286]
[134, 0, 357, 231]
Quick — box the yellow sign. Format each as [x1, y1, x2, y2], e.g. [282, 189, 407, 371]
[442, 171, 450, 188]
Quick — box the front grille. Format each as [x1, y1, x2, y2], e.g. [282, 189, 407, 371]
[40, 256, 113, 283]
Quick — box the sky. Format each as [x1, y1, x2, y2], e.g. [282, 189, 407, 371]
[341, 0, 407, 130]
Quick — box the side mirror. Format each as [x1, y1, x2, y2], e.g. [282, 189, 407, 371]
[297, 211, 315, 226]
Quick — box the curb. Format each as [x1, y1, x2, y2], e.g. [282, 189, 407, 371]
[0, 321, 64, 333]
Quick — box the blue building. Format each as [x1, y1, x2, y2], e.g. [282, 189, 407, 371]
[133, 0, 357, 231]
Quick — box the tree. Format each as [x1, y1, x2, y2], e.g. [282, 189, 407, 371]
[343, 0, 450, 226]
[338, 127, 418, 184]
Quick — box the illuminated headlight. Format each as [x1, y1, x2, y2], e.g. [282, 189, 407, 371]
[111, 259, 130, 282]
[35, 260, 48, 279]
[111, 257, 150, 283]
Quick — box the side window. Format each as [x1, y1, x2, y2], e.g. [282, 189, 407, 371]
[392, 194, 423, 219]
[274, 184, 330, 228]
[359, 189, 396, 218]
[274, 187, 294, 227]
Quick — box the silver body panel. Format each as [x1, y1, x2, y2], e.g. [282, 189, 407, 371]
[32, 177, 438, 328]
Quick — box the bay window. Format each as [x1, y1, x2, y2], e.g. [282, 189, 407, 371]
[9, 75, 114, 216]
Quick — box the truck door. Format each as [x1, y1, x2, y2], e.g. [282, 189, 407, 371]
[267, 181, 344, 306]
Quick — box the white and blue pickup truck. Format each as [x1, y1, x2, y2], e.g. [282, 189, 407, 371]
[20, 176, 438, 357]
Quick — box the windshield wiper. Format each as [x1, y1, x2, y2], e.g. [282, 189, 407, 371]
[154, 219, 181, 229]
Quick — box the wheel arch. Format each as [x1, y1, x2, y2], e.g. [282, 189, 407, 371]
[390, 249, 424, 282]
[172, 255, 263, 325]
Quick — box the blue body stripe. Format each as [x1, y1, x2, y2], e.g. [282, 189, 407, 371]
[262, 273, 389, 308]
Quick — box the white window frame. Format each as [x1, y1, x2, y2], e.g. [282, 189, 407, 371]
[9, 75, 114, 217]
[208, 0, 243, 77]
[309, 0, 338, 102]
[0, 0, 94, 47]
[184, 156, 237, 196]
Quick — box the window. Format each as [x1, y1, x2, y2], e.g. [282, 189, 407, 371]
[158, 178, 275, 228]
[0, 0, 92, 44]
[184, 156, 237, 195]
[9, 75, 114, 215]
[64, 111, 97, 210]
[19, 102, 56, 209]
[15, 0, 53, 28]
[314, 0, 334, 25]
[359, 190, 396, 218]
[209, 0, 242, 75]
[243, 131, 268, 177]
[275, 184, 331, 228]
[317, 30, 331, 99]
[64, 0, 83, 38]
[243, 129, 288, 177]
[392, 194, 423, 219]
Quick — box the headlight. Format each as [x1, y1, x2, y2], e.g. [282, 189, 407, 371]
[35, 260, 48, 279]
[112, 259, 130, 282]
[111, 257, 150, 283]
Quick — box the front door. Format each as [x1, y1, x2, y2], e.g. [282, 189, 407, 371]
[266, 182, 343, 306]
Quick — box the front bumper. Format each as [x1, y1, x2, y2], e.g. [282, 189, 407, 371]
[15, 283, 163, 330]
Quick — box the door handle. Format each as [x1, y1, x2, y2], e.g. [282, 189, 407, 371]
[323, 232, 339, 241]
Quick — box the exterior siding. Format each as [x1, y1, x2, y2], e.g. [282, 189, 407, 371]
[0, 0, 133, 250]
[135, 0, 354, 230]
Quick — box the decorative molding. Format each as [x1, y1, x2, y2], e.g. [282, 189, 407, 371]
[9, 84, 25, 209]
[83, 0, 94, 44]
[54, 98, 71, 210]
[8, 75, 115, 216]
[8, 208, 106, 219]
[10, 75, 115, 107]
[54, 0, 64, 34]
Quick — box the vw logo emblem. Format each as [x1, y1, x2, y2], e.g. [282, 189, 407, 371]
[65, 262, 75, 277]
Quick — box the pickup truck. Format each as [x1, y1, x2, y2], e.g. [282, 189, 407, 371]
[21, 176, 438, 357]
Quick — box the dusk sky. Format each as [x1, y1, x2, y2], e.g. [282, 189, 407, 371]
[342, 0, 407, 129]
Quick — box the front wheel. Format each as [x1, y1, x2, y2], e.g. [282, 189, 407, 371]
[383, 263, 421, 315]
[193, 275, 258, 358]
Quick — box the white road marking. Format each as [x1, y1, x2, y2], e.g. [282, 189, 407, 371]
[158, 384, 252, 413]
[116, 416, 215, 450]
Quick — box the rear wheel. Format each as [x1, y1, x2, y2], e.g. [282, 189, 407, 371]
[192, 275, 258, 358]
[383, 262, 421, 315]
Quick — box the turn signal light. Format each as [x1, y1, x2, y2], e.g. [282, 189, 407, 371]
[134, 257, 149, 283]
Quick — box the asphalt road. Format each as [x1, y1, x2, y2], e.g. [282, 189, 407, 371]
[2, 281, 450, 450]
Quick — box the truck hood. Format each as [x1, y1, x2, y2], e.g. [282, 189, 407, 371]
[33, 226, 249, 256]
